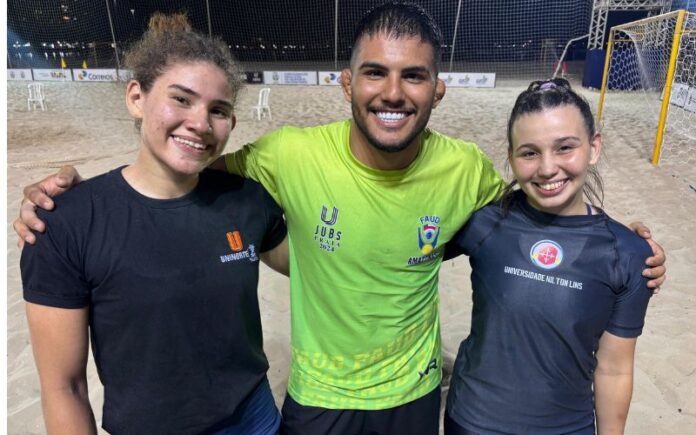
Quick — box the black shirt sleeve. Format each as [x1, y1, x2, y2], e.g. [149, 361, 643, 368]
[605, 221, 654, 337]
[445, 204, 503, 261]
[259, 184, 287, 253]
[21, 207, 91, 308]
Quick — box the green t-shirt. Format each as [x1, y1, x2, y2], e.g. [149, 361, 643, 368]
[226, 120, 504, 409]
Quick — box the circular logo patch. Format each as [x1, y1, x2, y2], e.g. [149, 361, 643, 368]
[529, 240, 563, 269]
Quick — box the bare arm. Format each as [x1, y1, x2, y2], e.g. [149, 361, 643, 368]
[26, 303, 97, 435]
[260, 235, 289, 277]
[593, 332, 637, 435]
[627, 222, 666, 291]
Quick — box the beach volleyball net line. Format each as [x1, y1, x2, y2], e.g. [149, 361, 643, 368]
[597, 10, 696, 176]
[8, 0, 592, 80]
[337, 0, 592, 79]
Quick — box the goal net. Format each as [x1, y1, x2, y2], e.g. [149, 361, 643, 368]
[8, 0, 593, 81]
[597, 10, 696, 180]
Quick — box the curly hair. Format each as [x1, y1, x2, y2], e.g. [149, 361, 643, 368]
[124, 12, 243, 108]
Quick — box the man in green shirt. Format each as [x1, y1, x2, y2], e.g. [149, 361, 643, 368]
[222, 6, 503, 430]
[16, 2, 665, 434]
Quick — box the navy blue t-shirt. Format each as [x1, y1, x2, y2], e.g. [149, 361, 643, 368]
[21, 167, 286, 434]
[445, 191, 652, 435]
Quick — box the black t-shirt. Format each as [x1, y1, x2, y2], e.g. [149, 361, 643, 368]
[21, 167, 286, 434]
[445, 191, 652, 435]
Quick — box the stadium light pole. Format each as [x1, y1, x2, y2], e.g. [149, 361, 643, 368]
[104, 0, 121, 72]
[205, 0, 212, 37]
[449, 0, 463, 72]
[334, 0, 339, 70]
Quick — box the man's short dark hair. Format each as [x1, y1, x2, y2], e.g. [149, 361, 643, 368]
[351, 1, 443, 68]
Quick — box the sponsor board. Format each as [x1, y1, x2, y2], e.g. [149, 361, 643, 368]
[263, 71, 318, 85]
[243, 71, 264, 84]
[438, 72, 496, 88]
[32, 69, 73, 81]
[318, 71, 342, 86]
[118, 70, 133, 81]
[685, 87, 696, 113]
[73, 69, 121, 82]
[663, 82, 696, 113]
[670, 83, 689, 107]
[8, 69, 33, 81]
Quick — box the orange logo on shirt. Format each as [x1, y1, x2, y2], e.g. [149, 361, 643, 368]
[226, 231, 243, 252]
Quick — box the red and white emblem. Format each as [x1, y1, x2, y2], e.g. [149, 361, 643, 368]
[530, 240, 563, 269]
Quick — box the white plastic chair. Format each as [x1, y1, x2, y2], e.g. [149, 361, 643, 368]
[27, 83, 46, 111]
[251, 87, 272, 120]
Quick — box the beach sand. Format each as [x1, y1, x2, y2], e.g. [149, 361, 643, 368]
[7, 80, 696, 433]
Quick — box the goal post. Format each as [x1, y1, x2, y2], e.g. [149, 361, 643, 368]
[597, 9, 696, 170]
[652, 10, 688, 164]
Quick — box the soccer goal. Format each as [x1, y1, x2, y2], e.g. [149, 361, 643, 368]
[597, 9, 696, 174]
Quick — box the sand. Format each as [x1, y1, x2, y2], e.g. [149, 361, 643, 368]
[6, 80, 696, 434]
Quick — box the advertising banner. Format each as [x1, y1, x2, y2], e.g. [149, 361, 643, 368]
[263, 71, 318, 85]
[438, 72, 496, 88]
[244, 71, 264, 84]
[318, 71, 342, 86]
[8, 69, 33, 81]
[118, 70, 133, 81]
[73, 69, 120, 82]
[684, 87, 696, 113]
[32, 69, 73, 81]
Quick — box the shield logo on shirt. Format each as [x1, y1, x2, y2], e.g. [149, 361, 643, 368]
[418, 224, 440, 255]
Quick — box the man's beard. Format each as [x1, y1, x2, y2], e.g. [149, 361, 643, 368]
[351, 104, 427, 154]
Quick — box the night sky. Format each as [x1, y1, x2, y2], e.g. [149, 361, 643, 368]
[7, 0, 658, 67]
